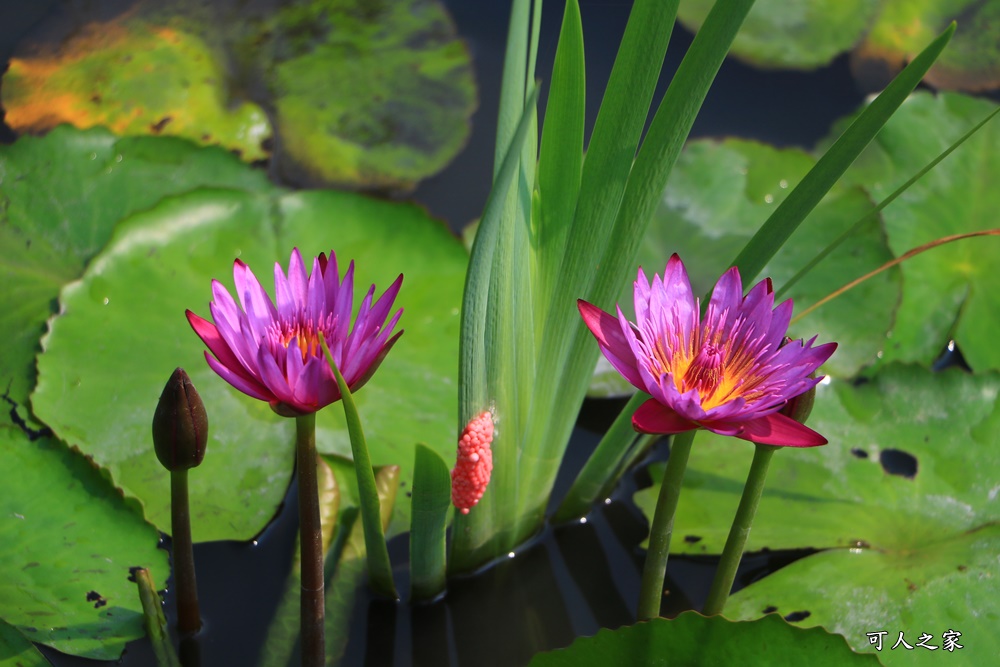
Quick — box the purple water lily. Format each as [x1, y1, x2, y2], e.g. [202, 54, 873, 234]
[579, 254, 836, 447]
[187, 248, 403, 417]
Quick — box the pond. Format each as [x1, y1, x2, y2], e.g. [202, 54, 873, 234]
[2, 1, 998, 666]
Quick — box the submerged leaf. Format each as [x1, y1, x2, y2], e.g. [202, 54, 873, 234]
[1, 0, 476, 189]
[265, 0, 476, 189]
[678, 0, 880, 70]
[3, 15, 271, 159]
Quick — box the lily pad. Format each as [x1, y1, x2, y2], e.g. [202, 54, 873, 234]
[678, 0, 1000, 91]
[0, 425, 169, 660]
[265, 0, 477, 189]
[589, 138, 898, 396]
[677, 0, 881, 70]
[2, 14, 271, 159]
[0, 126, 270, 428]
[2, 0, 476, 190]
[634, 363, 1000, 663]
[855, 0, 1000, 91]
[726, 526, 999, 666]
[528, 612, 879, 666]
[833, 91, 1000, 372]
[31, 187, 464, 543]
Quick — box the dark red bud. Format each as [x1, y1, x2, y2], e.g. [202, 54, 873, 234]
[153, 368, 208, 471]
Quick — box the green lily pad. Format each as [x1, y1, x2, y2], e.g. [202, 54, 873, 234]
[2, 0, 476, 190]
[0, 425, 169, 660]
[0, 619, 48, 667]
[677, 0, 881, 70]
[635, 363, 1000, 663]
[856, 0, 1000, 91]
[726, 526, 999, 666]
[589, 138, 897, 396]
[2, 14, 271, 159]
[678, 0, 1000, 91]
[31, 187, 464, 543]
[528, 612, 880, 666]
[834, 91, 1000, 371]
[0, 126, 270, 428]
[265, 0, 477, 189]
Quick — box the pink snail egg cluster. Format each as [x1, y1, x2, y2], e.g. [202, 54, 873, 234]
[451, 411, 494, 515]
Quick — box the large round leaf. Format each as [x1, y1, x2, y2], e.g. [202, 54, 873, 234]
[635, 363, 1000, 664]
[31, 187, 464, 542]
[678, 0, 1000, 91]
[0, 126, 270, 428]
[2, 15, 271, 159]
[0, 425, 169, 660]
[725, 526, 999, 666]
[677, 0, 881, 70]
[835, 92, 1000, 371]
[2, 0, 476, 190]
[856, 0, 1000, 91]
[528, 612, 879, 666]
[265, 0, 476, 189]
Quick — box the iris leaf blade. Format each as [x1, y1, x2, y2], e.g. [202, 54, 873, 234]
[732, 23, 956, 284]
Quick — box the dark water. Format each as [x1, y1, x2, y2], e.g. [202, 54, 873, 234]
[1, 1, 868, 665]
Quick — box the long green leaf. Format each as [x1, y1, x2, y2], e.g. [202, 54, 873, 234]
[134, 568, 180, 667]
[732, 23, 956, 284]
[776, 101, 1000, 300]
[409, 444, 451, 601]
[522, 0, 754, 536]
[553, 391, 647, 523]
[536, 0, 585, 328]
[452, 85, 540, 571]
[512, 0, 682, 556]
[327, 355, 397, 599]
[493, 0, 533, 178]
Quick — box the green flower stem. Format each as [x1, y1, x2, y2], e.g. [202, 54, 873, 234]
[295, 412, 325, 667]
[324, 342, 398, 599]
[636, 429, 696, 620]
[703, 443, 779, 617]
[170, 468, 201, 636]
[134, 567, 181, 667]
[553, 391, 649, 523]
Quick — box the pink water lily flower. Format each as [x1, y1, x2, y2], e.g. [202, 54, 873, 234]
[579, 254, 836, 447]
[187, 248, 403, 417]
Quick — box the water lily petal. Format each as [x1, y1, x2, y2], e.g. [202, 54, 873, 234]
[580, 254, 836, 447]
[578, 300, 644, 389]
[733, 412, 828, 447]
[632, 398, 699, 435]
[203, 351, 271, 402]
[190, 250, 401, 416]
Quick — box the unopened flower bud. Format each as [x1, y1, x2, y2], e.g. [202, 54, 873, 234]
[781, 383, 816, 424]
[153, 368, 208, 471]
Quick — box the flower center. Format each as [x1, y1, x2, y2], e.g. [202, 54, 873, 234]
[655, 323, 768, 412]
[272, 316, 326, 362]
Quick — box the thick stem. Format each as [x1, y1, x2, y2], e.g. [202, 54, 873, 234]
[296, 412, 325, 667]
[170, 469, 201, 636]
[636, 430, 696, 620]
[703, 444, 778, 617]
